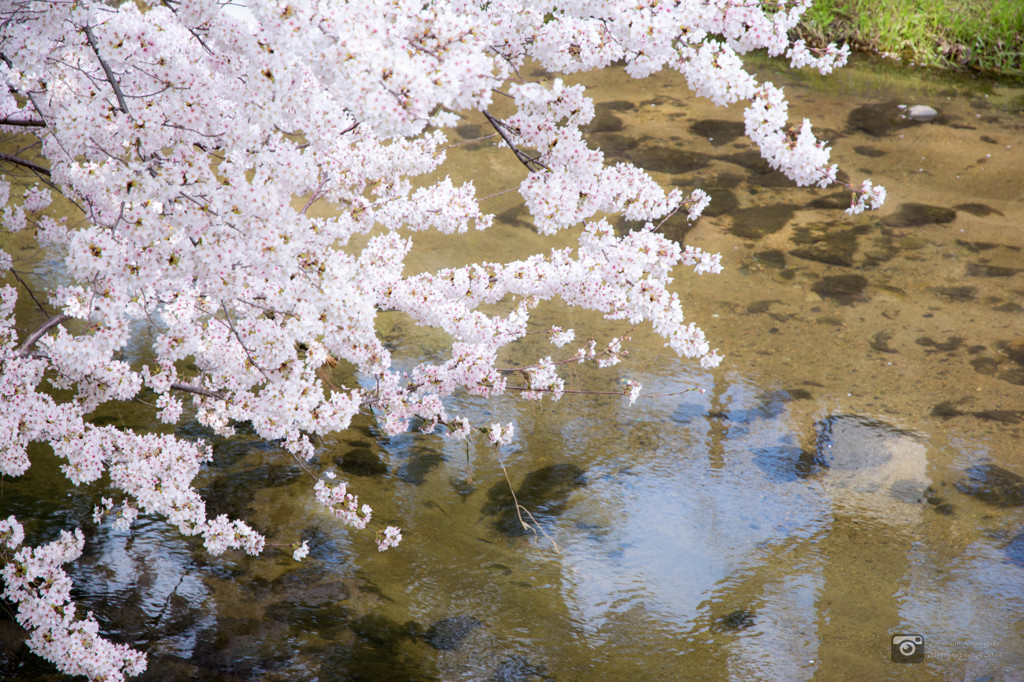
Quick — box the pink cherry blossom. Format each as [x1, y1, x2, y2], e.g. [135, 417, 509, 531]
[0, 1, 883, 677]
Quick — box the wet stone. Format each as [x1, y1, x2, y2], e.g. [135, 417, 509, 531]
[583, 110, 624, 133]
[455, 123, 483, 139]
[915, 336, 963, 352]
[600, 99, 636, 111]
[350, 613, 422, 647]
[931, 401, 967, 418]
[881, 203, 957, 228]
[854, 145, 887, 158]
[999, 369, 1024, 385]
[745, 300, 775, 314]
[906, 104, 938, 121]
[805, 192, 855, 210]
[890, 479, 927, 504]
[956, 239, 1002, 252]
[492, 654, 548, 682]
[754, 444, 825, 482]
[955, 464, 1024, 507]
[1005, 531, 1024, 568]
[336, 447, 388, 477]
[201, 463, 303, 518]
[752, 249, 787, 268]
[790, 223, 866, 267]
[689, 119, 745, 146]
[971, 357, 1000, 375]
[716, 609, 755, 632]
[264, 600, 350, 640]
[1004, 339, 1024, 366]
[925, 487, 954, 515]
[622, 146, 709, 174]
[870, 331, 898, 354]
[450, 476, 477, 501]
[932, 285, 977, 302]
[396, 450, 444, 485]
[972, 410, 1024, 424]
[484, 463, 587, 537]
[966, 263, 1020, 277]
[811, 274, 868, 305]
[424, 615, 483, 650]
[699, 187, 739, 217]
[847, 101, 918, 136]
[816, 415, 897, 469]
[954, 203, 1004, 217]
[720, 149, 770, 172]
[728, 204, 795, 239]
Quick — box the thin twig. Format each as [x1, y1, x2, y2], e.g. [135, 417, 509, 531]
[220, 302, 271, 381]
[481, 110, 548, 173]
[498, 457, 560, 554]
[9, 269, 50, 317]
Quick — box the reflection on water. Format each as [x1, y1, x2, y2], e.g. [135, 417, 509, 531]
[3, 55, 1024, 680]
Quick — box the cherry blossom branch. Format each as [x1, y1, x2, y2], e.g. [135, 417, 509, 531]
[15, 313, 70, 356]
[83, 24, 131, 116]
[0, 116, 44, 127]
[0, 153, 50, 176]
[482, 110, 548, 172]
[169, 382, 227, 401]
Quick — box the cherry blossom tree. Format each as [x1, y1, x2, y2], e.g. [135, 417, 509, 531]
[0, 0, 884, 678]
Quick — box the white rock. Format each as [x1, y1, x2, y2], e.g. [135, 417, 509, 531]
[907, 104, 938, 122]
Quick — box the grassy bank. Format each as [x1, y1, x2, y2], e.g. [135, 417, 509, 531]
[797, 0, 1024, 78]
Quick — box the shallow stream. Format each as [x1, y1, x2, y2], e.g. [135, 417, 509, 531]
[2, 55, 1024, 681]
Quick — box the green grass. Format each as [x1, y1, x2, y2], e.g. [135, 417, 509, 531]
[797, 0, 1024, 78]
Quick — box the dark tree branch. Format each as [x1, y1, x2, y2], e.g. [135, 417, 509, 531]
[15, 313, 70, 356]
[170, 382, 228, 401]
[0, 152, 50, 176]
[0, 117, 45, 128]
[84, 25, 131, 116]
[481, 110, 548, 173]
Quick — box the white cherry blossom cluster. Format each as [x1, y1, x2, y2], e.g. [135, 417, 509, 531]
[0, 520, 147, 682]
[0, 0, 883, 677]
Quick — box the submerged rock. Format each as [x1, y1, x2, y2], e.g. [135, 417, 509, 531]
[424, 615, 483, 650]
[690, 118, 745, 146]
[728, 203, 796, 239]
[811, 274, 868, 305]
[484, 463, 587, 537]
[336, 447, 387, 476]
[715, 609, 756, 632]
[881, 203, 957, 228]
[1005, 531, 1024, 568]
[814, 415, 931, 524]
[955, 464, 1024, 507]
[492, 654, 548, 682]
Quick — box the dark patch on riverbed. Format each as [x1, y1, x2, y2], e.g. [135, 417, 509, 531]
[728, 203, 796, 239]
[955, 464, 1024, 507]
[484, 464, 586, 537]
[881, 203, 957, 228]
[690, 119, 745, 146]
[811, 274, 868, 304]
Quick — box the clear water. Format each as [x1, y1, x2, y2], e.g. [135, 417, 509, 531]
[2, 55, 1024, 681]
